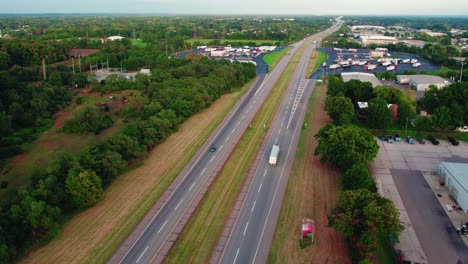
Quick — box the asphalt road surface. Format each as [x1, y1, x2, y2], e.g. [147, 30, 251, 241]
[111, 20, 332, 264]
[219, 22, 342, 264]
[392, 169, 468, 264]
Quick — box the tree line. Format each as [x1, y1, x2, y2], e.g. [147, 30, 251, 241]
[315, 76, 405, 263]
[0, 55, 256, 263]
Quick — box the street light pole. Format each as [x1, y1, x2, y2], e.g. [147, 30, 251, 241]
[460, 61, 465, 82]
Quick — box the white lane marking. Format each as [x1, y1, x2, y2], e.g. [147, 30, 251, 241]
[275, 137, 278, 143]
[237, 121, 241, 126]
[200, 168, 206, 175]
[136, 246, 149, 263]
[263, 169, 267, 177]
[243, 222, 249, 236]
[258, 184, 262, 192]
[174, 199, 184, 210]
[219, 145, 224, 151]
[242, 114, 246, 119]
[189, 182, 196, 191]
[157, 220, 168, 234]
[210, 156, 215, 162]
[233, 248, 240, 264]
[225, 135, 230, 142]
[251, 200, 256, 212]
[277, 130, 281, 135]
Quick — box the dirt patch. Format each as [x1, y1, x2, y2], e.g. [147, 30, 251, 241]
[269, 83, 350, 263]
[19, 90, 242, 264]
[53, 111, 71, 130]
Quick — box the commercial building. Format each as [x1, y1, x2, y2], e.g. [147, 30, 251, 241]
[341, 72, 382, 88]
[396, 75, 451, 91]
[439, 162, 468, 213]
[360, 35, 398, 46]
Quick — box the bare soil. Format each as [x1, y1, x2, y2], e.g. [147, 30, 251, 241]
[19, 90, 242, 264]
[269, 83, 350, 263]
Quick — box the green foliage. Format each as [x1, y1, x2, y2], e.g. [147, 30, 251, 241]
[344, 80, 375, 103]
[327, 75, 345, 96]
[343, 163, 377, 192]
[432, 106, 452, 131]
[62, 105, 114, 134]
[413, 116, 434, 131]
[314, 124, 379, 171]
[66, 169, 103, 210]
[325, 95, 357, 125]
[328, 189, 404, 263]
[367, 98, 392, 129]
[397, 101, 416, 128]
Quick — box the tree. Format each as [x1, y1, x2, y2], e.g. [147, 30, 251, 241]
[328, 76, 345, 96]
[325, 95, 357, 125]
[65, 169, 103, 209]
[432, 106, 452, 131]
[367, 98, 391, 129]
[343, 163, 376, 192]
[397, 101, 415, 128]
[314, 124, 379, 171]
[413, 116, 434, 131]
[344, 80, 375, 103]
[328, 189, 404, 262]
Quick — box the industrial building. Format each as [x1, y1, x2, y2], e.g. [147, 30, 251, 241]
[359, 35, 398, 46]
[341, 72, 382, 88]
[439, 162, 468, 213]
[396, 75, 451, 91]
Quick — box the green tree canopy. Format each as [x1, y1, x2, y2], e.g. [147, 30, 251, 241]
[367, 98, 392, 129]
[65, 169, 103, 209]
[328, 189, 404, 262]
[325, 95, 357, 125]
[343, 163, 377, 192]
[432, 106, 452, 131]
[314, 124, 379, 171]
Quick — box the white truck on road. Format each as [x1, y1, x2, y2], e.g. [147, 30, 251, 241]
[269, 144, 280, 166]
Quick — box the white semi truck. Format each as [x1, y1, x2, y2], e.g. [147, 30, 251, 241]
[269, 144, 280, 166]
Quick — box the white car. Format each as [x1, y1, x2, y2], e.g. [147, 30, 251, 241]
[457, 126, 468, 133]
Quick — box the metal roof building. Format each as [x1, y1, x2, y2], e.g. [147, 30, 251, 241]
[439, 162, 468, 213]
[396, 75, 451, 91]
[341, 72, 382, 88]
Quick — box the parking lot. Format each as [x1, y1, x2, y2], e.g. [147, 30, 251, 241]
[311, 48, 441, 79]
[371, 138, 468, 264]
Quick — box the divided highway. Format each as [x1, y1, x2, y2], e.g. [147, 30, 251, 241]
[218, 20, 342, 264]
[110, 25, 314, 264]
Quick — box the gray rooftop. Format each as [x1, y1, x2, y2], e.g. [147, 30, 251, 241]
[397, 74, 450, 85]
[441, 162, 468, 192]
[341, 72, 382, 88]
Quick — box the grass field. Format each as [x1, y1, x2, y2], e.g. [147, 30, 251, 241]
[306, 49, 328, 77]
[165, 39, 314, 263]
[268, 82, 350, 263]
[185, 38, 276, 45]
[263, 47, 291, 71]
[20, 83, 251, 264]
[0, 89, 140, 195]
[131, 39, 147, 48]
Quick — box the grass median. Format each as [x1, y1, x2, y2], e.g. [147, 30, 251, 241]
[165, 40, 315, 263]
[307, 49, 327, 77]
[264, 47, 292, 71]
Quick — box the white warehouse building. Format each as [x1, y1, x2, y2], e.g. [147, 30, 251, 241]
[396, 75, 451, 91]
[439, 162, 468, 213]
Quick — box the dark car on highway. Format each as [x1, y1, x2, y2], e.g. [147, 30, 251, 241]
[209, 144, 217, 152]
[448, 136, 459, 146]
[427, 135, 439, 145]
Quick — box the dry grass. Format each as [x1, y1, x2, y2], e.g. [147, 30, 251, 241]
[268, 83, 350, 264]
[19, 85, 250, 264]
[165, 40, 313, 263]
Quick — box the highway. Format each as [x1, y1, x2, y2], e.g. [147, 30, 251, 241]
[218, 20, 342, 264]
[109, 21, 316, 264]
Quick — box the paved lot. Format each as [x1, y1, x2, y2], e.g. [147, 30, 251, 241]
[311, 48, 441, 79]
[371, 139, 468, 264]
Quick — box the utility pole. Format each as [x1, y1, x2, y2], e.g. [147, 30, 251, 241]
[460, 61, 465, 82]
[42, 58, 46, 81]
[72, 57, 75, 73]
[79, 55, 82, 72]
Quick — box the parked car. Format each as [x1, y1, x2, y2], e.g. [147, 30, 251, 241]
[448, 136, 459, 146]
[209, 144, 217, 152]
[378, 135, 387, 141]
[393, 134, 401, 142]
[427, 135, 439, 145]
[416, 138, 426, 144]
[406, 136, 414, 144]
[387, 135, 394, 143]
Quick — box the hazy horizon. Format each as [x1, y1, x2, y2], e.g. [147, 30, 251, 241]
[2, 0, 468, 16]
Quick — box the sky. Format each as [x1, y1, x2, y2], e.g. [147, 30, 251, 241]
[2, 0, 468, 15]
